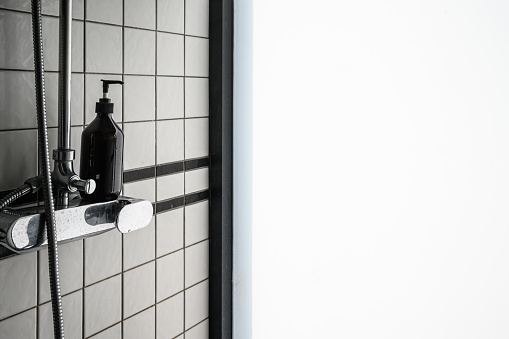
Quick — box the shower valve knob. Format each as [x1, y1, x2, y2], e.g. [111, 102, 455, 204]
[69, 176, 96, 194]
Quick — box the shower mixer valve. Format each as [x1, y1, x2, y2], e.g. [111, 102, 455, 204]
[52, 148, 96, 196]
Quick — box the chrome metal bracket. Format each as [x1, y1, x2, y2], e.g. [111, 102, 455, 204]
[0, 196, 153, 253]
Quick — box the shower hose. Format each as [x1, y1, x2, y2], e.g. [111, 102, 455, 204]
[31, 0, 65, 337]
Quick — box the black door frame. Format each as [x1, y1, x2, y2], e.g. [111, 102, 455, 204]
[209, 0, 233, 338]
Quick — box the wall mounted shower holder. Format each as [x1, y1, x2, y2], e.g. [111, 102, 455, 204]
[0, 196, 153, 253]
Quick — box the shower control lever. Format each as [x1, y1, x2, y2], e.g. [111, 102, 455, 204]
[69, 176, 96, 194]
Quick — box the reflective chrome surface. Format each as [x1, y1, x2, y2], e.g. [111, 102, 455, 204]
[0, 196, 153, 253]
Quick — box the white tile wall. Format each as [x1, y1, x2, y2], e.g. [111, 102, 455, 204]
[124, 121, 156, 169]
[123, 307, 155, 339]
[39, 240, 83, 304]
[157, 0, 184, 34]
[124, 29, 156, 75]
[124, 0, 155, 30]
[156, 250, 184, 301]
[123, 261, 155, 318]
[38, 291, 82, 339]
[124, 75, 156, 121]
[0, 0, 210, 337]
[123, 218, 156, 270]
[0, 309, 36, 339]
[157, 172, 184, 201]
[156, 292, 184, 339]
[185, 319, 209, 339]
[84, 230, 122, 285]
[185, 201, 209, 246]
[157, 119, 184, 163]
[0, 252, 37, 319]
[157, 33, 184, 76]
[185, 280, 208, 330]
[185, 168, 209, 194]
[86, 0, 123, 25]
[157, 76, 184, 119]
[123, 178, 156, 203]
[185, 240, 209, 288]
[185, 0, 209, 38]
[84, 275, 122, 337]
[88, 324, 121, 339]
[185, 118, 209, 159]
[85, 22, 123, 73]
[185, 78, 209, 118]
[156, 208, 184, 257]
[185, 37, 208, 77]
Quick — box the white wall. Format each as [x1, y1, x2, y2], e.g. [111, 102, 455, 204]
[252, 1, 509, 338]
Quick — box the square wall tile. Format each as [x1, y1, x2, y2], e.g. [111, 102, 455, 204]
[156, 173, 184, 201]
[157, 77, 184, 119]
[0, 130, 37, 191]
[185, 0, 209, 37]
[0, 252, 37, 320]
[38, 291, 82, 339]
[124, 29, 155, 75]
[123, 307, 155, 339]
[156, 208, 184, 257]
[123, 261, 155, 318]
[124, 76, 156, 121]
[185, 168, 209, 194]
[88, 324, 121, 339]
[85, 73, 123, 124]
[185, 37, 208, 77]
[39, 239, 83, 304]
[71, 74, 85, 126]
[0, 309, 36, 339]
[123, 178, 156, 203]
[124, 121, 156, 170]
[185, 78, 209, 118]
[0, 1, 30, 11]
[72, 20, 84, 72]
[86, 0, 123, 25]
[185, 240, 208, 288]
[125, 0, 155, 30]
[85, 22, 122, 74]
[85, 230, 122, 285]
[185, 319, 208, 339]
[0, 10, 35, 70]
[184, 201, 208, 246]
[157, 0, 184, 33]
[0, 71, 37, 130]
[156, 250, 183, 302]
[41, 16, 59, 72]
[157, 33, 184, 76]
[44, 72, 59, 128]
[123, 218, 155, 270]
[185, 280, 208, 330]
[157, 119, 184, 164]
[84, 275, 122, 337]
[185, 118, 208, 159]
[156, 293, 183, 339]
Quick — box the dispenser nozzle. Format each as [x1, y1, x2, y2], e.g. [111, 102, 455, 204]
[100, 79, 124, 97]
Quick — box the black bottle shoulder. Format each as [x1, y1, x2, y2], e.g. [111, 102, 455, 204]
[83, 113, 123, 137]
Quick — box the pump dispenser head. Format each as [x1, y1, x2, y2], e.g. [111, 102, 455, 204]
[96, 79, 124, 114]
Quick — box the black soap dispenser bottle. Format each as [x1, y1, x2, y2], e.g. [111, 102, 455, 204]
[80, 80, 124, 202]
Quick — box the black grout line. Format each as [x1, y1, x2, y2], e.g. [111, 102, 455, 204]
[0, 306, 38, 323]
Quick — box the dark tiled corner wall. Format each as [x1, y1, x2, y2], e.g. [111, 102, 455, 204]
[0, 0, 210, 338]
